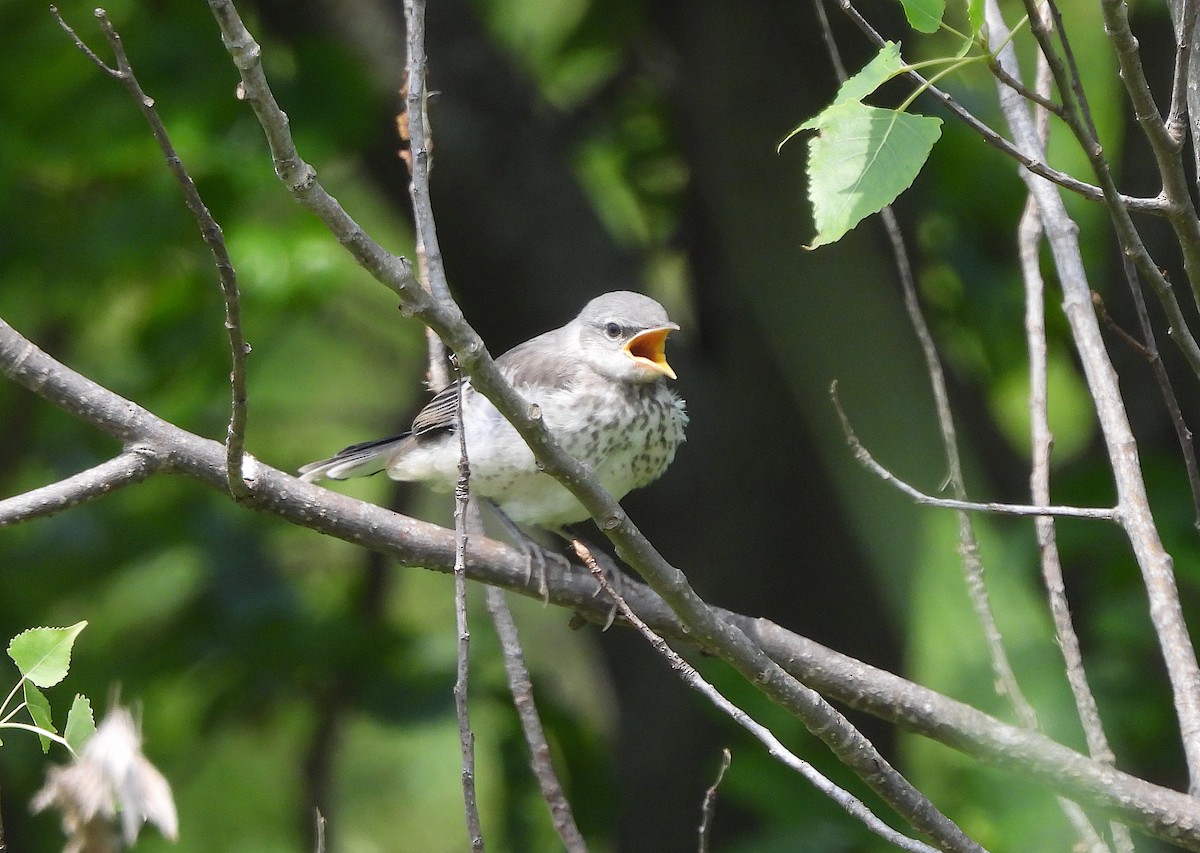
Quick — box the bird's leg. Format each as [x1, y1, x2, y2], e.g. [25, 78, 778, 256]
[485, 501, 569, 603]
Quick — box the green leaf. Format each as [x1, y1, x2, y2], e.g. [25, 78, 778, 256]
[803, 101, 942, 248]
[8, 621, 87, 688]
[967, 0, 985, 37]
[900, 0, 945, 33]
[65, 694, 96, 755]
[780, 43, 907, 150]
[23, 682, 54, 753]
[830, 42, 906, 109]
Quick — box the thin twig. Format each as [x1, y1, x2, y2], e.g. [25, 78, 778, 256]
[882, 189, 1042, 726]
[0, 450, 162, 527]
[483, 587, 588, 852]
[831, 386, 1117, 521]
[1091, 0, 1200, 313]
[986, 56, 1065, 118]
[697, 748, 731, 853]
[571, 542, 945, 853]
[403, 1, 481, 845]
[399, 19, 579, 837]
[313, 810, 326, 853]
[53, 6, 252, 501]
[450, 365, 484, 851]
[402, 0, 452, 308]
[397, 66, 451, 393]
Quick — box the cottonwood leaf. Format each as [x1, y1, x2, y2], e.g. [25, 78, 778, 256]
[24, 682, 54, 753]
[65, 694, 96, 755]
[900, 0, 945, 32]
[967, 0, 985, 36]
[780, 43, 907, 150]
[8, 621, 88, 688]
[803, 101, 942, 248]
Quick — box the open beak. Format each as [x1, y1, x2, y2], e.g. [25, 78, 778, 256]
[623, 324, 679, 380]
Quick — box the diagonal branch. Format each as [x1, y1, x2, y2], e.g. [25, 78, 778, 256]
[573, 540, 942, 853]
[53, 6, 252, 500]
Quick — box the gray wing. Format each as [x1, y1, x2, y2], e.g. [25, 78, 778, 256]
[491, 326, 581, 392]
[411, 327, 581, 436]
[409, 380, 464, 436]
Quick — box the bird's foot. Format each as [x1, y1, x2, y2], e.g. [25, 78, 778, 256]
[487, 503, 569, 604]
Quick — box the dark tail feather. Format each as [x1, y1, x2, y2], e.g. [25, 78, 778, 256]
[298, 435, 406, 482]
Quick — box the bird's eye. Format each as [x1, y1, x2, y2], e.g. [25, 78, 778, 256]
[604, 322, 622, 339]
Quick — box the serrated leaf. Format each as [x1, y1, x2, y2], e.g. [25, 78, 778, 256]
[900, 0, 945, 32]
[65, 694, 96, 755]
[8, 621, 87, 688]
[831, 42, 906, 109]
[804, 101, 942, 248]
[780, 43, 907, 150]
[23, 682, 54, 753]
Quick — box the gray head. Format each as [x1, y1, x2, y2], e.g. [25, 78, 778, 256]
[569, 291, 680, 383]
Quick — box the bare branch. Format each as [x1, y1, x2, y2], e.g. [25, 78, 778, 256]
[1094, 0, 1200, 312]
[1023, 189, 1128, 853]
[1103, 275, 1200, 533]
[204, 0, 420, 303]
[572, 542, 947, 853]
[0, 450, 163, 527]
[986, 55, 1065, 118]
[402, 0, 451, 308]
[987, 0, 1200, 792]
[54, 6, 252, 500]
[832, 386, 1117, 521]
[697, 748, 731, 853]
[1013, 0, 1200, 384]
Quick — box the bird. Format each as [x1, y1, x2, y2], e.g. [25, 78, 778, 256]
[299, 291, 688, 533]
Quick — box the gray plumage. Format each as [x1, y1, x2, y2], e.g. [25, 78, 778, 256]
[299, 291, 688, 527]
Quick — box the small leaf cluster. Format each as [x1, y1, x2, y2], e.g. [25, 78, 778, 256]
[1, 621, 95, 756]
[783, 0, 995, 247]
